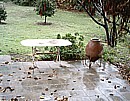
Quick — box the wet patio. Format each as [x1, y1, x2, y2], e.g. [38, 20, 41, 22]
[0, 55, 130, 101]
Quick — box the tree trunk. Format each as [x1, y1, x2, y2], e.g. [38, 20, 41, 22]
[102, 11, 111, 46]
[28, 0, 31, 6]
[44, 16, 47, 23]
[111, 15, 117, 47]
[104, 25, 110, 45]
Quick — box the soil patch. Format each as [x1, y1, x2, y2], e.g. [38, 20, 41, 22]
[36, 22, 52, 25]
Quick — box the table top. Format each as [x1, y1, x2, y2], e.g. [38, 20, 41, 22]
[21, 39, 72, 47]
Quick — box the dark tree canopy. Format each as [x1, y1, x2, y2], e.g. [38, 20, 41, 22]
[78, 0, 130, 47]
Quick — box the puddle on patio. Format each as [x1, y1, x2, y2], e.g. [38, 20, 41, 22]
[0, 56, 130, 101]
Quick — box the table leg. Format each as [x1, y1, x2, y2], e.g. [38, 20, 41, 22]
[32, 46, 36, 74]
[56, 47, 61, 66]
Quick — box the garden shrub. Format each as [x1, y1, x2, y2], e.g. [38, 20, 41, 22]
[58, 33, 85, 60]
[39, 33, 85, 61]
[0, 2, 7, 23]
[11, 0, 36, 6]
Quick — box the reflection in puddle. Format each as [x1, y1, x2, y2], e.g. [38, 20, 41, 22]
[83, 68, 100, 90]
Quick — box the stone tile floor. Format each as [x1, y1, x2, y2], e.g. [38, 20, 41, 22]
[0, 55, 130, 101]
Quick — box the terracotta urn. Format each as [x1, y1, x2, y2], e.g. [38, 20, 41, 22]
[85, 38, 103, 67]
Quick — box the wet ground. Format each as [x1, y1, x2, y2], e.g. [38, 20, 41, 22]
[0, 55, 130, 101]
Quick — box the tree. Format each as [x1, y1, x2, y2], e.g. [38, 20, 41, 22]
[0, 2, 7, 24]
[78, 0, 130, 47]
[36, 0, 56, 23]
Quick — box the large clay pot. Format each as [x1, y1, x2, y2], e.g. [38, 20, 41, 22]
[85, 38, 103, 67]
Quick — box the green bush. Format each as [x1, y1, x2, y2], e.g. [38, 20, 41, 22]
[0, 2, 7, 23]
[102, 43, 130, 65]
[39, 33, 85, 61]
[11, 0, 36, 6]
[102, 47, 116, 63]
[0, 0, 13, 2]
[58, 33, 85, 60]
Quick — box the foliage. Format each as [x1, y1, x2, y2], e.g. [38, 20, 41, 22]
[56, 0, 77, 10]
[41, 33, 85, 61]
[56, 0, 95, 13]
[1, 3, 129, 66]
[103, 46, 117, 63]
[11, 0, 36, 6]
[78, 0, 130, 47]
[36, 0, 56, 23]
[103, 36, 130, 65]
[0, 3, 101, 55]
[0, 0, 10, 2]
[0, 2, 7, 23]
[59, 33, 85, 60]
[1, 0, 19, 3]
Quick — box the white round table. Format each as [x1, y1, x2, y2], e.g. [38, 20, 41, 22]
[21, 39, 72, 47]
[21, 39, 72, 73]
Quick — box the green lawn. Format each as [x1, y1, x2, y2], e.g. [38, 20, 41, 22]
[0, 2, 129, 66]
[0, 2, 104, 55]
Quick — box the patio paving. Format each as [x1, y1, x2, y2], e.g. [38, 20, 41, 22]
[0, 55, 130, 101]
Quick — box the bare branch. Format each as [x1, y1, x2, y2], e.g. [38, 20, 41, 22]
[78, 0, 105, 27]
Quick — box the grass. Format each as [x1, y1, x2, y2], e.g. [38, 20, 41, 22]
[0, 2, 129, 66]
[0, 2, 104, 55]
